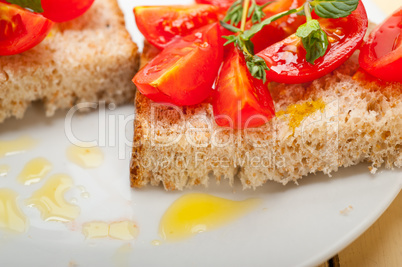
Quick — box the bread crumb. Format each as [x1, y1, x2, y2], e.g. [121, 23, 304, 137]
[368, 166, 378, 174]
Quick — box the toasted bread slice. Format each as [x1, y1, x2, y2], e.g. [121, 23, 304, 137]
[130, 34, 402, 191]
[0, 0, 139, 123]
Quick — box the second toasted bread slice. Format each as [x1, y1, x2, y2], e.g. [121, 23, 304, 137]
[0, 0, 139, 123]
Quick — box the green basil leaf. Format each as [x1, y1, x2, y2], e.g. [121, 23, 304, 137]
[296, 20, 329, 64]
[296, 19, 321, 38]
[311, 0, 359, 19]
[6, 0, 44, 13]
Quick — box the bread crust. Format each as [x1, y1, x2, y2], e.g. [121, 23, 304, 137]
[0, 0, 139, 122]
[130, 26, 402, 191]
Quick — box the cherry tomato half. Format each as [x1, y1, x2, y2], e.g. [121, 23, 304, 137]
[134, 5, 219, 50]
[359, 7, 402, 82]
[0, 2, 53, 56]
[133, 23, 223, 106]
[40, 0, 95, 23]
[250, 0, 306, 53]
[213, 47, 275, 129]
[257, 1, 368, 84]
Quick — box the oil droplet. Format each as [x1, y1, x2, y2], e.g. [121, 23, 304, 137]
[0, 189, 28, 233]
[82, 222, 109, 239]
[18, 158, 52, 185]
[76, 185, 86, 193]
[66, 144, 104, 168]
[75, 186, 90, 199]
[81, 221, 138, 241]
[26, 174, 80, 222]
[159, 193, 260, 241]
[151, 240, 161, 246]
[0, 136, 37, 158]
[109, 221, 139, 241]
[81, 192, 90, 199]
[0, 165, 10, 177]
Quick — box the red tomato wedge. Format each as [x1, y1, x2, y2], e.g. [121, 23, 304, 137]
[134, 5, 219, 50]
[213, 47, 275, 129]
[41, 0, 95, 22]
[359, 7, 402, 82]
[250, 0, 306, 53]
[257, 1, 368, 84]
[0, 2, 53, 56]
[133, 23, 223, 106]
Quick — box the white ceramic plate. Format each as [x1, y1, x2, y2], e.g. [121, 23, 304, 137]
[1, 1, 401, 267]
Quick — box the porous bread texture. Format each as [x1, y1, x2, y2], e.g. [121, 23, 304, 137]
[0, 0, 139, 123]
[130, 30, 402, 191]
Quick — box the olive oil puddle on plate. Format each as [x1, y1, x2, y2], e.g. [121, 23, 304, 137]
[0, 136, 37, 158]
[18, 158, 52, 185]
[159, 193, 261, 241]
[82, 221, 138, 241]
[0, 189, 29, 233]
[26, 174, 80, 222]
[0, 165, 10, 177]
[66, 144, 104, 168]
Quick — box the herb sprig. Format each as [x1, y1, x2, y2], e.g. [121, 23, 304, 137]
[221, 0, 359, 82]
[223, 0, 273, 26]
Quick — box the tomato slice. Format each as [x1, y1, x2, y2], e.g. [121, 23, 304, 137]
[213, 47, 275, 129]
[133, 23, 223, 106]
[40, 0, 95, 23]
[256, 1, 368, 84]
[359, 7, 402, 82]
[134, 5, 219, 50]
[0, 2, 53, 56]
[250, 0, 306, 53]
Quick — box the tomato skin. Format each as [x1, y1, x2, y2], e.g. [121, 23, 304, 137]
[359, 7, 402, 82]
[134, 5, 219, 50]
[213, 47, 275, 129]
[133, 23, 223, 106]
[353, 67, 389, 86]
[250, 0, 306, 53]
[0, 2, 53, 56]
[40, 0, 95, 22]
[195, 0, 233, 11]
[196, 0, 273, 11]
[257, 1, 368, 84]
